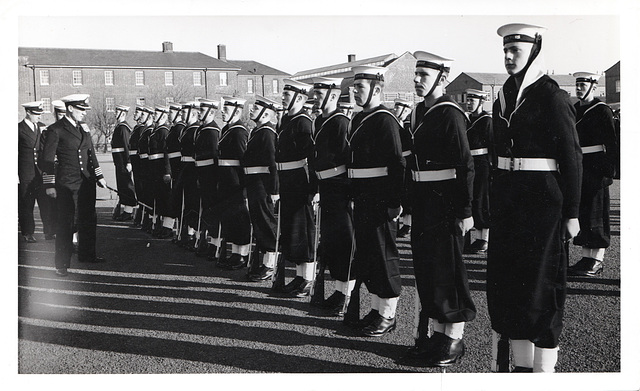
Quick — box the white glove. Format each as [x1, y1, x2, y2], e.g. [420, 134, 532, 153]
[270, 194, 280, 203]
[126, 163, 132, 172]
[97, 178, 107, 188]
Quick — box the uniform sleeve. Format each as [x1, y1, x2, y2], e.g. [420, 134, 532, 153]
[39, 125, 58, 189]
[550, 89, 582, 219]
[159, 127, 171, 176]
[599, 106, 618, 178]
[447, 109, 474, 219]
[265, 131, 279, 195]
[482, 116, 495, 167]
[90, 137, 104, 181]
[123, 126, 131, 164]
[381, 114, 405, 208]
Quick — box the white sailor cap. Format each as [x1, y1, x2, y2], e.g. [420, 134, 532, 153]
[414, 51, 453, 72]
[223, 96, 246, 108]
[465, 89, 488, 99]
[254, 95, 279, 112]
[52, 100, 66, 112]
[198, 98, 219, 109]
[115, 104, 130, 112]
[574, 72, 601, 84]
[312, 77, 343, 91]
[304, 99, 316, 109]
[283, 79, 312, 95]
[61, 94, 91, 110]
[352, 65, 387, 82]
[393, 98, 413, 109]
[154, 105, 170, 114]
[497, 23, 546, 45]
[22, 101, 44, 114]
[338, 98, 354, 109]
[169, 102, 183, 111]
[182, 101, 200, 109]
[142, 105, 155, 114]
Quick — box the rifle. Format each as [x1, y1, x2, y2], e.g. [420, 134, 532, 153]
[309, 205, 324, 304]
[271, 200, 285, 290]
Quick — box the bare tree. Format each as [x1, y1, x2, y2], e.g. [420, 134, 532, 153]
[86, 92, 116, 153]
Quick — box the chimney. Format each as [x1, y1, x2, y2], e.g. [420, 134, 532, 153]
[348, 54, 356, 62]
[162, 41, 173, 53]
[218, 44, 227, 61]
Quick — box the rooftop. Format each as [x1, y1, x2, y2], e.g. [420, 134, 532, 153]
[227, 60, 290, 76]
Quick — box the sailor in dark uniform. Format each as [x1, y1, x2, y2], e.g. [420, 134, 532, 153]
[568, 72, 618, 277]
[128, 105, 150, 226]
[401, 52, 475, 367]
[337, 99, 355, 119]
[244, 96, 280, 282]
[308, 77, 354, 313]
[193, 99, 221, 258]
[138, 106, 158, 232]
[465, 88, 494, 253]
[392, 98, 414, 239]
[488, 24, 582, 373]
[18, 101, 48, 243]
[176, 101, 202, 249]
[40, 94, 108, 276]
[147, 106, 174, 238]
[345, 65, 405, 337]
[214, 97, 252, 270]
[110, 105, 137, 221]
[165, 102, 185, 240]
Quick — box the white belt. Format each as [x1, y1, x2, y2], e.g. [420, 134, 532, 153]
[244, 166, 270, 174]
[167, 151, 181, 159]
[411, 168, 456, 182]
[497, 156, 558, 171]
[470, 148, 489, 156]
[402, 150, 412, 157]
[276, 158, 307, 171]
[181, 156, 195, 162]
[219, 159, 241, 167]
[139, 153, 148, 159]
[316, 164, 346, 180]
[195, 159, 214, 167]
[129, 150, 137, 156]
[581, 144, 605, 154]
[348, 167, 388, 179]
[111, 147, 125, 153]
[148, 153, 163, 160]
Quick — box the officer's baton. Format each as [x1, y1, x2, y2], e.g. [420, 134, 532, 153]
[106, 185, 152, 210]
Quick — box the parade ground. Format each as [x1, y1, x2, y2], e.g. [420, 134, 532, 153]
[16, 153, 625, 385]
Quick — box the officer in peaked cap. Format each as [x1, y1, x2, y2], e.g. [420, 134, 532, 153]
[128, 105, 151, 226]
[211, 96, 252, 270]
[147, 106, 174, 239]
[164, 102, 187, 240]
[344, 65, 405, 337]
[307, 77, 354, 314]
[400, 51, 476, 368]
[18, 101, 48, 243]
[273, 79, 317, 297]
[487, 23, 581, 373]
[392, 98, 414, 240]
[136, 105, 157, 233]
[52, 100, 66, 121]
[110, 105, 137, 221]
[568, 72, 617, 277]
[40, 94, 108, 276]
[244, 95, 280, 282]
[464, 89, 493, 254]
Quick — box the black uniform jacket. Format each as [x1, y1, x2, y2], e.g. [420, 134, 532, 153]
[574, 98, 617, 189]
[137, 125, 152, 158]
[242, 123, 279, 195]
[129, 123, 143, 155]
[40, 117, 104, 190]
[467, 111, 494, 162]
[165, 121, 185, 177]
[194, 121, 221, 164]
[18, 119, 44, 183]
[180, 123, 199, 160]
[148, 123, 171, 176]
[276, 111, 315, 194]
[311, 111, 350, 178]
[111, 122, 132, 169]
[409, 96, 474, 219]
[348, 105, 405, 208]
[218, 121, 248, 192]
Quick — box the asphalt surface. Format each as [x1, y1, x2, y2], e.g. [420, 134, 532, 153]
[16, 153, 633, 388]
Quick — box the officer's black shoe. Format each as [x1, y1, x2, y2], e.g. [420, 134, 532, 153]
[55, 268, 68, 277]
[282, 276, 305, 293]
[248, 265, 274, 282]
[23, 234, 37, 243]
[568, 257, 604, 277]
[79, 257, 106, 263]
[425, 332, 465, 367]
[220, 254, 247, 270]
[511, 366, 533, 373]
[45, 234, 56, 240]
[401, 337, 432, 361]
[468, 239, 489, 253]
[156, 227, 173, 239]
[320, 291, 346, 314]
[397, 225, 411, 238]
[362, 314, 396, 337]
[289, 279, 313, 298]
[344, 309, 379, 329]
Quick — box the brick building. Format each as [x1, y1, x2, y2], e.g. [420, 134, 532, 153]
[605, 61, 620, 110]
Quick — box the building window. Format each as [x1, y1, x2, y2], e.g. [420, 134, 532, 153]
[106, 98, 115, 112]
[247, 79, 254, 94]
[72, 70, 83, 86]
[41, 98, 51, 113]
[39, 70, 49, 86]
[136, 97, 145, 106]
[272, 79, 278, 94]
[193, 72, 202, 86]
[219, 72, 227, 86]
[166, 97, 174, 106]
[104, 70, 114, 85]
[615, 79, 620, 93]
[165, 72, 174, 86]
[135, 71, 144, 86]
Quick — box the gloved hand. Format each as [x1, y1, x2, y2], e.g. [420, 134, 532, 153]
[97, 178, 107, 188]
[455, 216, 474, 236]
[270, 194, 280, 204]
[126, 163, 132, 172]
[163, 174, 171, 185]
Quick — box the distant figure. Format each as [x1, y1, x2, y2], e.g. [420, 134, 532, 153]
[110, 105, 137, 221]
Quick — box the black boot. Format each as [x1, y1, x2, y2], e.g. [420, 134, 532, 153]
[221, 253, 248, 270]
[425, 332, 465, 367]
